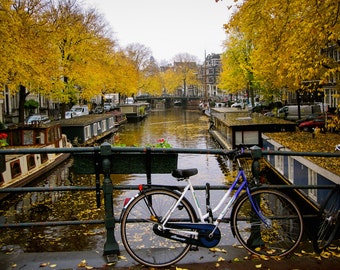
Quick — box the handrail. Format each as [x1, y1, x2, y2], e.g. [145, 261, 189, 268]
[1, 145, 340, 157]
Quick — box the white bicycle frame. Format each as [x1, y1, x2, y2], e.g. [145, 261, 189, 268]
[159, 168, 263, 236]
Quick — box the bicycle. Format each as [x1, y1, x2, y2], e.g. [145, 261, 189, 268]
[313, 184, 340, 253]
[120, 149, 304, 267]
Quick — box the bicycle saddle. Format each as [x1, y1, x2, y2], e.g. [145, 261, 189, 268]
[171, 168, 198, 179]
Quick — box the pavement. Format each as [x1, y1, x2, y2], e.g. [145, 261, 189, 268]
[1, 242, 339, 270]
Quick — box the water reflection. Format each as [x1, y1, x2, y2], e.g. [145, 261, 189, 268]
[0, 108, 232, 252]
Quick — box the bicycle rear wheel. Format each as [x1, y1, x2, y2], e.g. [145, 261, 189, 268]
[120, 188, 196, 268]
[313, 186, 340, 253]
[231, 189, 303, 257]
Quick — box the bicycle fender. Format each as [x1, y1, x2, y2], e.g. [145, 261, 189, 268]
[119, 192, 140, 222]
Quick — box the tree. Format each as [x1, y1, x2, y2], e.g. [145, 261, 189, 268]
[220, 0, 340, 101]
[124, 43, 156, 96]
[140, 56, 163, 96]
[0, 0, 58, 123]
[42, 0, 120, 117]
[108, 50, 139, 97]
[172, 53, 199, 96]
[219, 30, 252, 94]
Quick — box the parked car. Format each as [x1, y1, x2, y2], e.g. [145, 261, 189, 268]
[26, 114, 51, 125]
[65, 111, 76, 119]
[103, 103, 111, 112]
[125, 97, 134, 104]
[249, 104, 271, 113]
[231, 101, 245, 109]
[296, 113, 324, 124]
[71, 105, 89, 116]
[298, 115, 333, 131]
[278, 105, 321, 121]
[93, 106, 104, 114]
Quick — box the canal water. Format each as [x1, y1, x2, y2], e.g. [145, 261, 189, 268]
[0, 107, 236, 253]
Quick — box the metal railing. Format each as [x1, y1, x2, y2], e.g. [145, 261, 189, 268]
[0, 143, 339, 256]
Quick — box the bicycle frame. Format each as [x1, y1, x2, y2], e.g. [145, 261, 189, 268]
[160, 167, 272, 235]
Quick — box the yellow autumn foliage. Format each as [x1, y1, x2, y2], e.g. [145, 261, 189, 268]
[220, 0, 340, 97]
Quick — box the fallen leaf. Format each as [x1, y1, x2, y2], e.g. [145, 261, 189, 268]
[217, 257, 225, 262]
[260, 255, 269, 261]
[78, 260, 87, 267]
[49, 264, 57, 268]
[209, 247, 222, 252]
[255, 264, 262, 268]
[215, 262, 220, 267]
[321, 251, 331, 259]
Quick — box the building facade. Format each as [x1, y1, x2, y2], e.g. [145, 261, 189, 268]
[197, 53, 223, 100]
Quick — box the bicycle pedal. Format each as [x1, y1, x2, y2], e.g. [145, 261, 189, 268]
[190, 246, 199, 251]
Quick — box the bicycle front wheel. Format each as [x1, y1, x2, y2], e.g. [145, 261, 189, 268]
[313, 187, 340, 253]
[231, 189, 303, 257]
[120, 188, 196, 268]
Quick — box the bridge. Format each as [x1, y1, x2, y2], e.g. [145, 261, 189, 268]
[134, 95, 202, 107]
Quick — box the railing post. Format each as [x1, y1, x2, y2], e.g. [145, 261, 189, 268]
[101, 142, 119, 258]
[250, 145, 262, 184]
[248, 145, 265, 247]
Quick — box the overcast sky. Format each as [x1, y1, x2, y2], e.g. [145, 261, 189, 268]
[83, 0, 234, 63]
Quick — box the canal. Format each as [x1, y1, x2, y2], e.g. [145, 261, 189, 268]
[0, 107, 235, 253]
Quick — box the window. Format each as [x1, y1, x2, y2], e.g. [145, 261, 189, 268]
[288, 156, 294, 182]
[308, 169, 317, 201]
[27, 155, 36, 170]
[93, 123, 98, 136]
[40, 153, 48, 163]
[235, 131, 259, 146]
[109, 118, 114, 129]
[10, 160, 21, 178]
[275, 150, 284, 174]
[102, 120, 107, 132]
[85, 126, 91, 140]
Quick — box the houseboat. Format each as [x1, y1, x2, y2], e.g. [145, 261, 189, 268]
[0, 123, 72, 200]
[208, 108, 296, 149]
[119, 102, 149, 121]
[111, 110, 127, 126]
[59, 113, 120, 146]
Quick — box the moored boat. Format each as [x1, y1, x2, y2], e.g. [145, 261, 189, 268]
[58, 113, 120, 146]
[0, 122, 72, 200]
[119, 102, 149, 122]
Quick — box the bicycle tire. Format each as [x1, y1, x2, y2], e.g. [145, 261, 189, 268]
[231, 189, 303, 257]
[313, 186, 340, 253]
[120, 188, 197, 268]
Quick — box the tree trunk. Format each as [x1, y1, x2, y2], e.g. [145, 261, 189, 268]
[19, 85, 29, 124]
